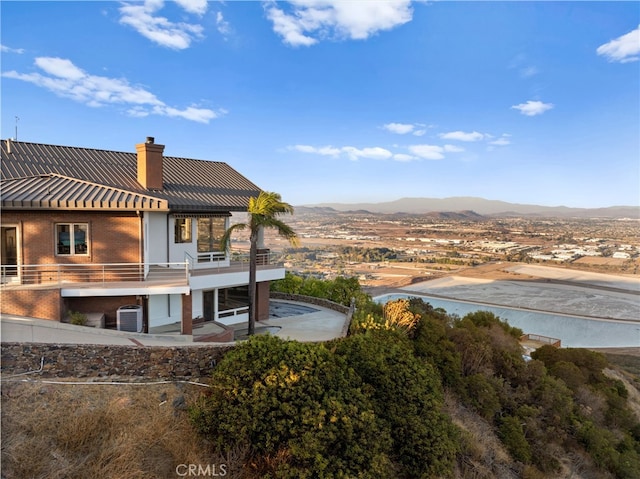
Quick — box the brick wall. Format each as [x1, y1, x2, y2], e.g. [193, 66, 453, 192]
[1, 211, 141, 266]
[66, 296, 140, 328]
[1, 211, 144, 321]
[0, 291, 141, 324]
[256, 281, 270, 321]
[0, 289, 63, 321]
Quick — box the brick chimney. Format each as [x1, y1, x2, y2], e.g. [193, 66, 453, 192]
[136, 136, 165, 189]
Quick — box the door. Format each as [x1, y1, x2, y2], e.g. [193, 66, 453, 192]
[1, 226, 19, 283]
[203, 290, 215, 321]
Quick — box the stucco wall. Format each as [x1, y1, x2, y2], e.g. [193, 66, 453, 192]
[146, 212, 167, 264]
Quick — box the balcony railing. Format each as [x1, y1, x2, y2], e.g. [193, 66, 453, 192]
[0, 252, 284, 288]
[0, 262, 189, 287]
[189, 251, 283, 274]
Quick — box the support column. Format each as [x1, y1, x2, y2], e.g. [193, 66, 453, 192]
[181, 293, 192, 335]
[256, 281, 270, 321]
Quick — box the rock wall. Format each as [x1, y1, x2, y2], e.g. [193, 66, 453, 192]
[1, 343, 234, 380]
[1, 295, 355, 380]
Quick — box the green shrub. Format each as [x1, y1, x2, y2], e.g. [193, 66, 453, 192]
[68, 311, 87, 326]
[412, 306, 462, 388]
[332, 329, 459, 478]
[461, 310, 523, 339]
[532, 347, 608, 385]
[498, 415, 532, 464]
[190, 335, 391, 478]
[462, 374, 502, 420]
[578, 421, 621, 472]
[271, 272, 371, 308]
[549, 361, 587, 391]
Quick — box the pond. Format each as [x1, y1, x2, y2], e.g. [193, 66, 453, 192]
[375, 293, 640, 348]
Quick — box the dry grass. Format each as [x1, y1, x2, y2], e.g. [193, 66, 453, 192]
[4, 358, 638, 478]
[1, 380, 246, 479]
[444, 391, 519, 479]
[443, 391, 605, 479]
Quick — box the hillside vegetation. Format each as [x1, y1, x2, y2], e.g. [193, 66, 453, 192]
[2, 275, 639, 478]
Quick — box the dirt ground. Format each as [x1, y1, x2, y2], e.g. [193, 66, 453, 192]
[592, 348, 640, 357]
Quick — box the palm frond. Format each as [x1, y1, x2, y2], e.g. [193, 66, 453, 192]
[265, 218, 299, 247]
[248, 191, 295, 217]
[219, 223, 247, 252]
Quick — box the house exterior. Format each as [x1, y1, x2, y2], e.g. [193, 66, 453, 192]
[0, 137, 285, 336]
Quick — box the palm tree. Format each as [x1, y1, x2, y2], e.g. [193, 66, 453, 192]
[220, 191, 299, 336]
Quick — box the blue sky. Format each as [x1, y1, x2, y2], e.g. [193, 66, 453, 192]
[2, 1, 639, 208]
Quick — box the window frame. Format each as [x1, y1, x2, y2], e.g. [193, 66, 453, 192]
[197, 217, 226, 253]
[55, 223, 89, 256]
[174, 218, 192, 244]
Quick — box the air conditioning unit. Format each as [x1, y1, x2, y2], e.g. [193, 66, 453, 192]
[117, 305, 143, 332]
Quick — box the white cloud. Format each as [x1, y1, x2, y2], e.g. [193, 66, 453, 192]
[36, 57, 86, 80]
[443, 144, 464, 153]
[119, 0, 205, 50]
[596, 25, 640, 63]
[439, 131, 484, 142]
[290, 144, 341, 156]
[383, 122, 415, 134]
[511, 100, 554, 116]
[264, 0, 413, 47]
[490, 135, 511, 146]
[1, 44, 25, 54]
[156, 105, 221, 123]
[290, 144, 399, 161]
[265, 6, 318, 47]
[3, 57, 222, 123]
[174, 0, 208, 16]
[520, 66, 538, 78]
[383, 122, 430, 136]
[216, 11, 232, 37]
[408, 144, 445, 160]
[393, 153, 417, 162]
[342, 146, 393, 161]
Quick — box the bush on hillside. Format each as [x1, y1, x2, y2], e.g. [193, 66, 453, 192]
[189, 334, 392, 478]
[190, 330, 460, 478]
[331, 329, 459, 478]
[192, 282, 640, 478]
[498, 415, 532, 464]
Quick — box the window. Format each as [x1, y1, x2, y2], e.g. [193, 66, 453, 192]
[197, 217, 226, 253]
[56, 223, 88, 255]
[174, 218, 192, 243]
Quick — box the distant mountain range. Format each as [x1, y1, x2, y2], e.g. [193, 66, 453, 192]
[299, 197, 639, 219]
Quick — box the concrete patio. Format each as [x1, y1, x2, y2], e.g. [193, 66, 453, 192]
[0, 300, 349, 346]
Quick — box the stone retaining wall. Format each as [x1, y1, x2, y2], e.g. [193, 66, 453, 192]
[0, 343, 233, 379]
[1, 296, 355, 379]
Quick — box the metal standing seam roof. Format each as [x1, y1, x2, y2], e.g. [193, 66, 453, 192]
[0, 139, 262, 212]
[1, 174, 169, 211]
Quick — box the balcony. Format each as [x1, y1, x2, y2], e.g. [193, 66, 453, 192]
[0, 252, 284, 297]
